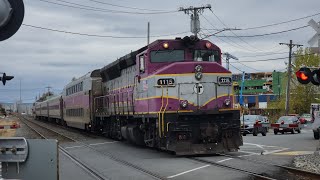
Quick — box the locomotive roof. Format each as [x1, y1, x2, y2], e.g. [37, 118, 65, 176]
[100, 45, 147, 82]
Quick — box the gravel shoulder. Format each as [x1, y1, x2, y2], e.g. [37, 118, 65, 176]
[293, 153, 320, 174]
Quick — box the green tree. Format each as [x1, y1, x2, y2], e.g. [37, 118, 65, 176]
[268, 48, 320, 114]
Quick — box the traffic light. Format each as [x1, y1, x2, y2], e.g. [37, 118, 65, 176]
[296, 67, 320, 85]
[296, 67, 311, 84]
[0, 73, 14, 85]
[0, 0, 25, 41]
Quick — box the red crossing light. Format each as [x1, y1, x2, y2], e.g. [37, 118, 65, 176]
[296, 67, 311, 84]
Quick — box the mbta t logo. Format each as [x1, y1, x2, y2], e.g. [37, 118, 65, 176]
[296, 67, 320, 85]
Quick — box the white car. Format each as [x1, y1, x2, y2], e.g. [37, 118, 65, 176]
[312, 111, 320, 139]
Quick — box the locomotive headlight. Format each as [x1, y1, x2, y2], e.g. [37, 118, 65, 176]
[163, 42, 169, 49]
[195, 72, 203, 80]
[224, 99, 231, 106]
[180, 100, 188, 108]
[195, 65, 203, 72]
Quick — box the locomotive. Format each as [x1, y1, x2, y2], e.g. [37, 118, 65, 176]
[34, 36, 242, 155]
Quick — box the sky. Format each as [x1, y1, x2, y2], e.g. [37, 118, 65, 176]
[0, 0, 320, 103]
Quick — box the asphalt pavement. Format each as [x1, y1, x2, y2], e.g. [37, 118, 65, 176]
[12, 118, 320, 180]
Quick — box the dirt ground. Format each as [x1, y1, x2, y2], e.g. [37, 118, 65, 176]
[0, 116, 19, 137]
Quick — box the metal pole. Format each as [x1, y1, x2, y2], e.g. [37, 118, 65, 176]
[147, 22, 150, 46]
[226, 57, 230, 70]
[279, 40, 302, 115]
[285, 40, 293, 115]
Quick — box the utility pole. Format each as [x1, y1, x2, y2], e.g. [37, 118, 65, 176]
[279, 40, 303, 115]
[223, 53, 239, 70]
[179, 5, 211, 37]
[45, 86, 52, 95]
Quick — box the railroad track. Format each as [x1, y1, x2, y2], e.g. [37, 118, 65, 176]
[19, 116, 166, 180]
[214, 153, 320, 180]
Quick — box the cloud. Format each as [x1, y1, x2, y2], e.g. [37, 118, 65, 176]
[0, 0, 319, 103]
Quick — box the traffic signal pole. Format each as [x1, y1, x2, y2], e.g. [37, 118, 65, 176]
[280, 40, 303, 115]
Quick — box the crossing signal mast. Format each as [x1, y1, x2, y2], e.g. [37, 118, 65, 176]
[179, 5, 212, 37]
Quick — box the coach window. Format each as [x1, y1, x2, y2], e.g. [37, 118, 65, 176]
[139, 55, 145, 73]
[80, 82, 83, 91]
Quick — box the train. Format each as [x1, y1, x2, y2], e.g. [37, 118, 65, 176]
[34, 35, 242, 155]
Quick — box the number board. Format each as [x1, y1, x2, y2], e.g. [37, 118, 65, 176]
[218, 77, 232, 86]
[157, 78, 175, 86]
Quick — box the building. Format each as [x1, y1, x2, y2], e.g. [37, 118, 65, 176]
[232, 71, 286, 108]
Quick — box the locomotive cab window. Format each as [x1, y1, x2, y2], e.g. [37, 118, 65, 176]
[139, 55, 145, 73]
[150, 50, 184, 63]
[193, 50, 220, 62]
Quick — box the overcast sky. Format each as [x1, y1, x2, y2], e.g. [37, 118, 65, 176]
[1, 0, 320, 103]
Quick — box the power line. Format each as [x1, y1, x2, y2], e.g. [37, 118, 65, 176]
[22, 24, 189, 39]
[87, 0, 167, 12]
[216, 25, 309, 38]
[209, 10, 266, 52]
[241, 11, 320, 30]
[39, 0, 178, 15]
[237, 52, 288, 58]
[229, 63, 243, 73]
[233, 54, 311, 63]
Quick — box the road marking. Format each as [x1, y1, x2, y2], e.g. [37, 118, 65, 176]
[216, 158, 233, 163]
[89, 141, 118, 146]
[243, 142, 266, 150]
[238, 150, 260, 155]
[167, 164, 210, 179]
[64, 145, 84, 149]
[262, 148, 289, 155]
[273, 151, 314, 156]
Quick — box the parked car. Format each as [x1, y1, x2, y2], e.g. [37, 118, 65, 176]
[240, 115, 267, 136]
[312, 111, 320, 139]
[300, 113, 311, 124]
[274, 116, 301, 135]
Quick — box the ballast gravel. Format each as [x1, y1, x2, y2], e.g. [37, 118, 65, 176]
[293, 154, 320, 174]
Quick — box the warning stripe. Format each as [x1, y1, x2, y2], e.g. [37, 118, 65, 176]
[0, 123, 20, 129]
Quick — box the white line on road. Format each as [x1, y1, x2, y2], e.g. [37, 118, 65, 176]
[216, 158, 233, 163]
[89, 141, 118, 146]
[238, 150, 260, 155]
[167, 164, 210, 179]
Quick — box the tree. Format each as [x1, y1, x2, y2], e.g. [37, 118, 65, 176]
[268, 48, 320, 114]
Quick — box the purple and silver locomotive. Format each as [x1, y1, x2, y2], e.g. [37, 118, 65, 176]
[34, 36, 242, 155]
[94, 36, 242, 155]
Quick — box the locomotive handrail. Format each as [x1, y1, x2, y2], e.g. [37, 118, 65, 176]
[158, 86, 164, 138]
[161, 87, 169, 137]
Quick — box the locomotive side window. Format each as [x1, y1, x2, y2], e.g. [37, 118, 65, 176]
[194, 50, 220, 62]
[150, 50, 184, 63]
[139, 55, 145, 73]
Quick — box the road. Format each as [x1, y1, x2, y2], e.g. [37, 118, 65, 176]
[12, 117, 320, 180]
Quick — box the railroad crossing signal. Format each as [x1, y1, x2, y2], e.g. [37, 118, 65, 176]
[296, 67, 320, 85]
[0, 72, 14, 85]
[308, 19, 320, 52]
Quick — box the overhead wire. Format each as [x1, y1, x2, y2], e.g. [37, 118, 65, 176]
[216, 25, 309, 38]
[38, 0, 178, 15]
[87, 0, 168, 12]
[209, 10, 268, 53]
[22, 24, 189, 39]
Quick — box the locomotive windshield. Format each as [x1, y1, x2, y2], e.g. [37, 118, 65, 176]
[194, 50, 220, 62]
[150, 50, 184, 63]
